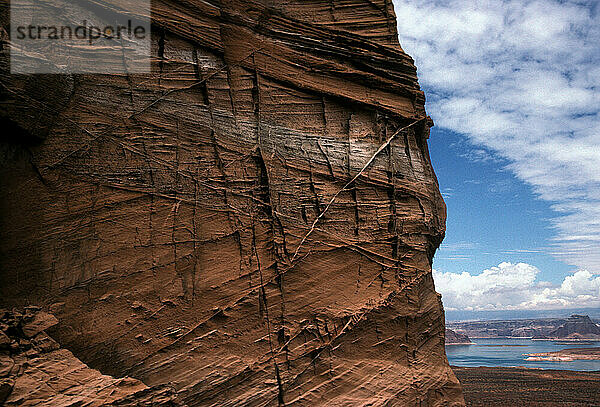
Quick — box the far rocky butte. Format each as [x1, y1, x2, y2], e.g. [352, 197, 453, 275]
[0, 0, 464, 405]
[448, 315, 600, 340]
[445, 329, 472, 345]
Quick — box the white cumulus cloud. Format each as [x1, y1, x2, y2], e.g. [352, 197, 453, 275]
[434, 262, 600, 311]
[393, 0, 600, 270]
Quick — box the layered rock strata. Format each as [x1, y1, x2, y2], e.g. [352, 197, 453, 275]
[0, 0, 463, 405]
[0, 308, 182, 406]
[548, 315, 600, 340]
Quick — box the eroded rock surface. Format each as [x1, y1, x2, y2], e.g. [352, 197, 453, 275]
[0, 0, 463, 405]
[445, 329, 472, 345]
[0, 309, 183, 406]
[548, 315, 600, 340]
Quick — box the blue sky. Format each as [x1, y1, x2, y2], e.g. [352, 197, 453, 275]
[393, 0, 600, 311]
[429, 129, 571, 284]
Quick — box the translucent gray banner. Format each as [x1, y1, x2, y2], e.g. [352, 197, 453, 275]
[10, 0, 151, 73]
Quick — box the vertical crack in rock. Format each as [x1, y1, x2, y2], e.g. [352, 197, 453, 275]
[256, 145, 291, 403]
[0, 0, 464, 405]
[192, 49, 210, 106]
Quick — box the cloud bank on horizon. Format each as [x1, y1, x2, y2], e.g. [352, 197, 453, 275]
[393, 0, 600, 272]
[434, 263, 600, 311]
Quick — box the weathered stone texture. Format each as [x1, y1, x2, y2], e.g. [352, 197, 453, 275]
[0, 309, 183, 406]
[0, 0, 463, 405]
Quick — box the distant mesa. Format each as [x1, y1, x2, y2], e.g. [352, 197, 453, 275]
[535, 315, 600, 341]
[445, 328, 473, 345]
[551, 315, 600, 339]
[447, 314, 600, 340]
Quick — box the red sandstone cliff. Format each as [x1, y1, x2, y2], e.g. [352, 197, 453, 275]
[0, 0, 463, 405]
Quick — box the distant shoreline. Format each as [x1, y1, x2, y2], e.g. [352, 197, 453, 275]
[445, 337, 600, 371]
[469, 336, 533, 339]
[531, 338, 600, 342]
[524, 347, 600, 362]
[466, 336, 600, 341]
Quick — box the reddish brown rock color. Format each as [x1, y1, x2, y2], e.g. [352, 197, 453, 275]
[0, 0, 463, 405]
[0, 309, 182, 406]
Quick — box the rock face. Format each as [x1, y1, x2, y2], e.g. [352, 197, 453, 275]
[445, 329, 472, 345]
[0, 309, 183, 406]
[0, 0, 463, 405]
[548, 315, 600, 340]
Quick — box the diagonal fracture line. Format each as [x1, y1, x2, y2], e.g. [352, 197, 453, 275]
[291, 117, 425, 262]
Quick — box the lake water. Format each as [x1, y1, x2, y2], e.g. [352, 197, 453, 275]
[446, 338, 600, 371]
